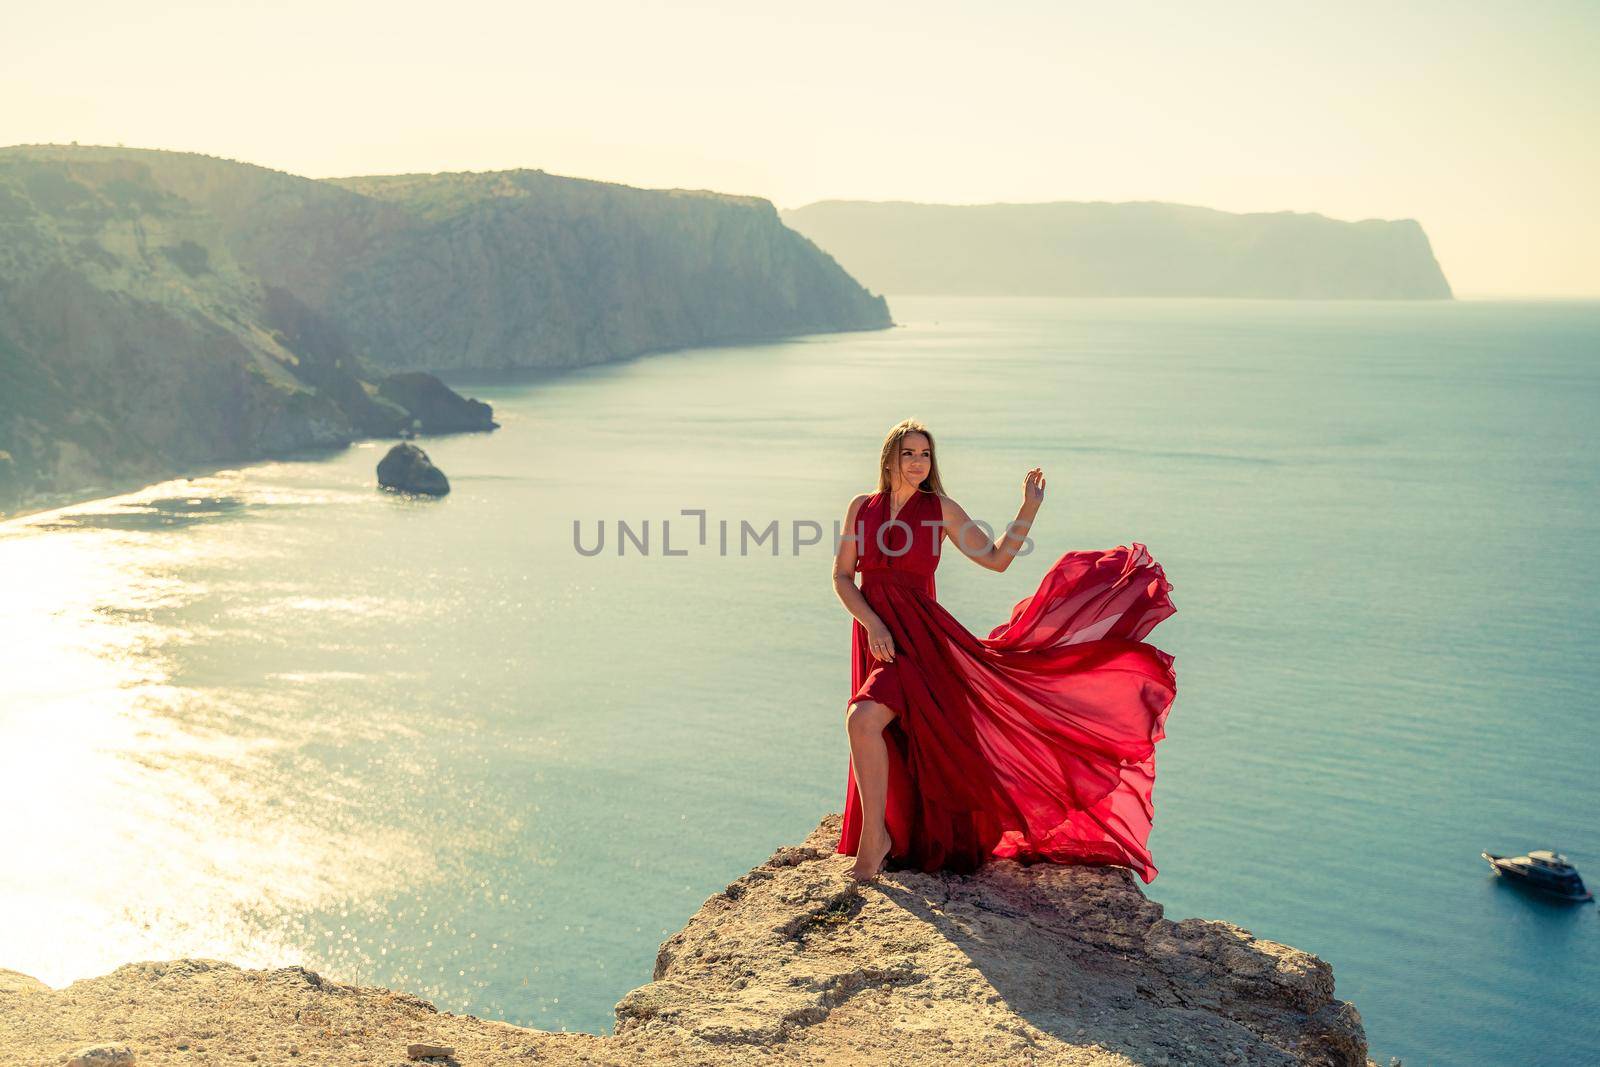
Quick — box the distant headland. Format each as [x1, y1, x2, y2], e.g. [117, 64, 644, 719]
[783, 199, 1453, 299]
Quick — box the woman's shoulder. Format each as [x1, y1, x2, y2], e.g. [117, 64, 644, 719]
[932, 491, 969, 522]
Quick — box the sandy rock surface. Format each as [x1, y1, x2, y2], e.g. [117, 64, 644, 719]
[2, 815, 1373, 1066]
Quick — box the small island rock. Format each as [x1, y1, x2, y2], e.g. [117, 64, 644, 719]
[377, 443, 450, 496]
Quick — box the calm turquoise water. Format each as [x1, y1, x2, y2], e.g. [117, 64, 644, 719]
[2, 297, 1597, 1064]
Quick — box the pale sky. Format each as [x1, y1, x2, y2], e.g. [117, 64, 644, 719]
[6, 1, 1597, 296]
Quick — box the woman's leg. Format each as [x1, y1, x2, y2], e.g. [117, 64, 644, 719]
[845, 699, 896, 881]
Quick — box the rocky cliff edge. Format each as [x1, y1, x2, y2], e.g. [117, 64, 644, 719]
[0, 815, 1373, 1066]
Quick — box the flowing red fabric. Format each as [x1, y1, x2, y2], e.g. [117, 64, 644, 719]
[837, 489, 1178, 883]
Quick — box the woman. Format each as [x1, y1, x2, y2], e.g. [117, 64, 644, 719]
[831, 418, 1178, 884]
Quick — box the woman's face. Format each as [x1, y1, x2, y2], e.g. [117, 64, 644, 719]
[895, 432, 932, 487]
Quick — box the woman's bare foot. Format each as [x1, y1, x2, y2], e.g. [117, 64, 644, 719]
[849, 828, 893, 882]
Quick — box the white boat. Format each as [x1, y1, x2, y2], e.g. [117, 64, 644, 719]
[1480, 849, 1593, 902]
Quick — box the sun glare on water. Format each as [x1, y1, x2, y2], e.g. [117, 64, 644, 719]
[0, 476, 423, 988]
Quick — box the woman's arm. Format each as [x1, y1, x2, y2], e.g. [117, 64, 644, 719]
[831, 493, 880, 628]
[938, 468, 1046, 573]
[832, 493, 897, 661]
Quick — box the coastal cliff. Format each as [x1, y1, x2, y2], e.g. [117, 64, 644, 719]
[782, 199, 1453, 299]
[0, 815, 1373, 1066]
[0, 145, 890, 513]
[316, 171, 892, 372]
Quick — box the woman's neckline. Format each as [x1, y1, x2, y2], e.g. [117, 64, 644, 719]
[885, 487, 924, 523]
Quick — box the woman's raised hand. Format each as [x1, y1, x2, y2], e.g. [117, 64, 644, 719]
[1023, 467, 1046, 509]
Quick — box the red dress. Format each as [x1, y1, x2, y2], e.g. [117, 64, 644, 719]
[838, 488, 1178, 882]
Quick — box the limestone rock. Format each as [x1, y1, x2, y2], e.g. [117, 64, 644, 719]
[0, 817, 1375, 1066]
[0, 968, 48, 994]
[377, 443, 450, 496]
[617, 814, 1373, 1065]
[407, 1042, 456, 1059]
[66, 1043, 135, 1067]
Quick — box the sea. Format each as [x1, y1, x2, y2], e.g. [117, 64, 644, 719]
[2, 296, 1596, 1065]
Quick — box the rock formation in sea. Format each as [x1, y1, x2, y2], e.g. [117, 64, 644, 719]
[377, 442, 450, 496]
[782, 199, 1453, 299]
[0, 145, 890, 514]
[0, 815, 1374, 1066]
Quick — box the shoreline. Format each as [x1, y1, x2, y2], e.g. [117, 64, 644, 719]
[0, 321, 897, 528]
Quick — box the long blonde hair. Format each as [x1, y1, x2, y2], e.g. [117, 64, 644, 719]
[876, 418, 947, 496]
